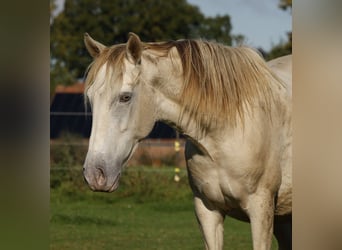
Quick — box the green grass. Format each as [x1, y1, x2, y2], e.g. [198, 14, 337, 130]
[50, 166, 278, 249]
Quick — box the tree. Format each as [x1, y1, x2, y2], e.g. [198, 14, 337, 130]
[265, 0, 292, 60]
[266, 32, 292, 60]
[50, 0, 56, 14]
[279, 0, 292, 11]
[195, 15, 232, 45]
[50, 0, 235, 90]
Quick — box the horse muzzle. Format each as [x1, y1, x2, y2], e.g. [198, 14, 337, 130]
[83, 164, 121, 192]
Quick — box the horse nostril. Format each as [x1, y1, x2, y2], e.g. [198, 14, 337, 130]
[95, 167, 106, 187]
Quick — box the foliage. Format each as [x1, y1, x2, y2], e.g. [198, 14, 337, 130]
[279, 0, 292, 11]
[50, 0, 56, 14]
[195, 15, 232, 45]
[50, 132, 190, 201]
[50, 60, 78, 96]
[266, 0, 292, 60]
[50, 132, 88, 189]
[50, 0, 235, 89]
[265, 32, 292, 60]
[51, 163, 192, 203]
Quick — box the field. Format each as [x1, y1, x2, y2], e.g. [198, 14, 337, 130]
[50, 165, 278, 249]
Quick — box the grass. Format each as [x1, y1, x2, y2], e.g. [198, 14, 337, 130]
[50, 166, 278, 249]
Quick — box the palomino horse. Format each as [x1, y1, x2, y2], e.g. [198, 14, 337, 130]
[83, 32, 292, 250]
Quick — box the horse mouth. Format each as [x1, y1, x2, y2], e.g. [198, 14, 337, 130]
[108, 143, 139, 192]
[107, 172, 121, 192]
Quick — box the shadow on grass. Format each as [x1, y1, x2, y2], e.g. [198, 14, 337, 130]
[51, 213, 117, 226]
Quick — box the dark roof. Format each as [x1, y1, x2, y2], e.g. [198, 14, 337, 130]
[50, 83, 179, 139]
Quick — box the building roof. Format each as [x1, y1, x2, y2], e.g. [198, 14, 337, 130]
[55, 82, 85, 94]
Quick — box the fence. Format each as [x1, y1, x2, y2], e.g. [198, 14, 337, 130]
[50, 138, 186, 168]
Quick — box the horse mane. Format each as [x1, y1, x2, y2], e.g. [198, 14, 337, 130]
[85, 39, 283, 130]
[147, 40, 283, 129]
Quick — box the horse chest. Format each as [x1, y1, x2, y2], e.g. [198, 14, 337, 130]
[186, 154, 247, 213]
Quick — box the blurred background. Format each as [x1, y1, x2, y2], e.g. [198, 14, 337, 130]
[50, 0, 291, 249]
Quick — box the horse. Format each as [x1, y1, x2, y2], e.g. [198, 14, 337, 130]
[82, 32, 292, 250]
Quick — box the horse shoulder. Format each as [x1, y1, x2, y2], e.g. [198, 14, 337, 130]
[185, 116, 277, 206]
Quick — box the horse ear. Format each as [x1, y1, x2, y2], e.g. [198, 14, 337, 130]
[127, 32, 142, 64]
[84, 33, 106, 58]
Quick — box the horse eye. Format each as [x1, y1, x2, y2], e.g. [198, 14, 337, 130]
[119, 92, 132, 103]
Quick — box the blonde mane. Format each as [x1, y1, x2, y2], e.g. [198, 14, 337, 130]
[85, 39, 283, 129]
[147, 40, 283, 129]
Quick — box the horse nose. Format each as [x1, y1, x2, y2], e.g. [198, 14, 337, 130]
[94, 166, 107, 187]
[83, 165, 107, 190]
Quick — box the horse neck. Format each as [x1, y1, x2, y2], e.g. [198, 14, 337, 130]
[152, 77, 284, 156]
[154, 93, 216, 160]
[155, 81, 202, 140]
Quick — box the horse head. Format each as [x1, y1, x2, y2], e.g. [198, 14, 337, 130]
[83, 33, 158, 192]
